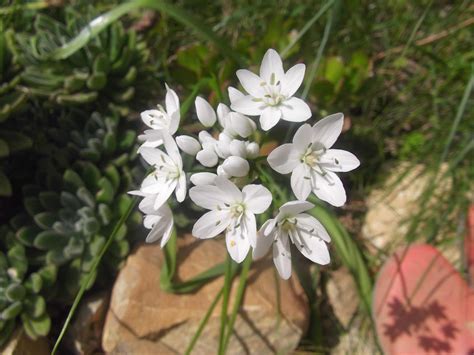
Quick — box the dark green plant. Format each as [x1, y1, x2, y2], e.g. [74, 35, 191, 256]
[0, 226, 56, 346]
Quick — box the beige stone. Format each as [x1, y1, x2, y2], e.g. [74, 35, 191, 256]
[325, 268, 359, 328]
[102, 234, 309, 354]
[1, 328, 49, 355]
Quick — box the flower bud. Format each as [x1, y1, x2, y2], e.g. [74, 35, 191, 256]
[195, 96, 216, 127]
[222, 156, 250, 177]
[176, 135, 201, 156]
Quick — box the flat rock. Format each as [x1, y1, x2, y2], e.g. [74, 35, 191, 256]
[102, 234, 309, 354]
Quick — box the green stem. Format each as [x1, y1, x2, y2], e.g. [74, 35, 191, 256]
[220, 255, 252, 354]
[185, 286, 224, 355]
[218, 255, 233, 353]
[51, 197, 138, 355]
[0, 1, 49, 14]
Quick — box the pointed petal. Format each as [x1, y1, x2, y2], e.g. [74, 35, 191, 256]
[141, 110, 166, 130]
[295, 213, 331, 243]
[280, 97, 311, 122]
[168, 110, 180, 135]
[278, 200, 314, 219]
[242, 184, 272, 214]
[231, 95, 265, 116]
[259, 106, 281, 131]
[292, 215, 331, 265]
[217, 103, 231, 127]
[260, 48, 285, 83]
[229, 112, 256, 138]
[152, 182, 176, 209]
[244, 212, 257, 248]
[190, 172, 217, 186]
[236, 69, 264, 97]
[253, 225, 274, 259]
[321, 149, 360, 172]
[292, 123, 313, 152]
[228, 86, 245, 104]
[291, 163, 312, 201]
[312, 170, 346, 207]
[226, 226, 250, 263]
[176, 135, 201, 156]
[312, 113, 344, 148]
[222, 156, 250, 177]
[263, 218, 277, 236]
[215, 176, 242, 203]
[175, 173, 187, 202]
[189, 185, 228, 210]
[165, 85, 180, 117]
[195, 96, 217, 127]
[281, 63, 305, 97]
[192, 210, 232, 239]
[273, 232, 292, 279]
[162, 132, 182, 168]
[196, 148, 218, 167]
[160, 220, 174, 248]
[138, 146, 173, 167]
[267, 143, 300, 174]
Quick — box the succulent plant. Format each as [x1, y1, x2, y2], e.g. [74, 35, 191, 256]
[13, 7, 155, 115]
[0, 226, 56, 346]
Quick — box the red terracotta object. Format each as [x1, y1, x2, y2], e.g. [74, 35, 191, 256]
[373, 206, 474, 354]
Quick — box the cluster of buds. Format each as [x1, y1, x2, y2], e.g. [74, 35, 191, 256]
[131, 49, 360, 279]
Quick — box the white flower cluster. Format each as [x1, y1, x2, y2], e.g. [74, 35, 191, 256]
[131, 49, 360, 279]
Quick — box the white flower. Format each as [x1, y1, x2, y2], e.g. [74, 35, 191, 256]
[268, 113, 360, 207]
[253, 201, 330, 279]
[230, 48, 311, 131]
[176, 135, 201, 155]
[139, 85, 180, 147]
[190, 172, 217, 186]
[138, 132, 186, 209]
[195, 96, 217, 127]
[189, 177, 272, 262]
[221, 156, 250, 177]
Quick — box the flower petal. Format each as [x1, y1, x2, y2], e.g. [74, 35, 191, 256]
[229, 112, 256, 138]
[278, 200, 314, 220]
[267, 143, 300, 174]
[176, 135, 201, 156]
[236, 69, 264, 97]
[175, 173, 187, 202]
[196, 148, 218, 167]
[253, 221, 274, 259]
[231, 95, 265, 116]
[292, 215, 330, 265]
[168, 111, 180, 135]
[228, 86, 245, 104]
[215, 176, 242, 203]
[280, 97, 311, 122]
[165, 84, 180, 117]
[320, 149, 360, 172]
[192, 210, 232, 239]
[281, 63, 305, 97]
[292, 123, 313, 153]
[260, 48, 285, 83]
[222, 156, 250, 177]
[229, 140, 247, 157]
[244, 212, 257, 248]
[311, 170, 346, 207]
[138, 146, 173, 167]
[190, 172, 217, 186]
[195, 96, 217, 127]
[295, 213, 331, 243]
[162, 132, 182, 169]
[273, 232, 292, 279]
[217, 103, 231, 127]
[259, 106, 281, 131]
[189, 185, 228, 210]
[242, 184, 272, 214]
[226, 226, 250, 263]
[291, 163, 312, 201]
[312, 113, 344, 148]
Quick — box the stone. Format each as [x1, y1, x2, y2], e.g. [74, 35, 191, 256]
[325, 267, 359, 328]
[102, 234, 309, 354]
[64, 292, 109, 354]
[1, 328, 49, 355]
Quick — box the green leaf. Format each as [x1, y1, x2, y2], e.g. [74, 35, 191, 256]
[0, 131, 32, 153]
[76, 187, 95, 208]
[24, 295, 46, 318]
[37, 265, 57, 289]
[104, 165, 120, 192]
[22, 313, 51, 337]
[46, 249, 68, 266]
[98, 204, 112, 225]
[60, 191, 80, 210]
[63, 169, 84, 191]
[24, 197, 43, 217]
[86, 72, 107, 90]
[103, 132, 116, 155]
[81, 162, 101, 190]
[38, 191, 61, 211]
[0, 171, 11, 197]
[16, 226, 38, 247]
[34, 212, 57, 229]
[1, 301, 22, 320]
[5, 284, 26, 302]
[324, 56, 345, 85]
[25, 273, 43, 294]
[56, 92, 98, 105]
[34, 230, 67, 250]
[96, 177, 114, 203]
[0, 320, 15, 347]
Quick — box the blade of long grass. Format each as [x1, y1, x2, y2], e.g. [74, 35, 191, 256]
[0, 1, 49, 14]
[51, 197, 138, 355]
[48, 0, 245, 66]
[280, 0, 336, 59]
[218, 255, 233, 353]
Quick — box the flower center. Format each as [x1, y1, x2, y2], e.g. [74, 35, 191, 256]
[279, 217, 297, 233]
[148, 105, 170, 128]
[256, 72, 287, 107]
[230, 203, 245, 218]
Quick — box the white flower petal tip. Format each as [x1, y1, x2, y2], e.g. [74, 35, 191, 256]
[195, 96, 217, 127]
[190, 172, 217, 186]
[222, 156, 250, 177]
[140, 86, 180, 137]
[176, 135, 201, 156]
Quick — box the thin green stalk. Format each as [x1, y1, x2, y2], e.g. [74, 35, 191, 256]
[48, 0, 245, 66]
[51, 197, 138, 355]
[185, 287, 224, 355]
[218, 255, 233, 353]
[0, 1, 49, 14]
[280, 0, 336, 59]
[220, 255, 252, 354]
[399, 0, 433, 59]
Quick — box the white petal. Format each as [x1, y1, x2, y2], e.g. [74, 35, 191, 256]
[222, 156, 250, 177]
[229, 112, 256, 138]
[312, 170, 346, 207]
[175, 173, 187, 202]
[217, 103, 231, 127]
[228, 86, 245, 103]
[216, 133, 232, 158]
[168, 111, 180, 135]
[229, 140, 247, 157]
[138, 129, 163, 147]
[291, 163, 312, 201]
[165, 84, 180, 117]
[141, 110, 166, 129]
[196, 148, 218, 167]
[280, 97, 311, 122]
[253, 225, 274, 259]
[138, 194, 157, 214]
[192, 210, 232, 239]
[320, 149, 360, 172]
[236, 69, 264, 97]
[231, 95, 265, 116]
[243, 212, 257, 248]
[260, 48, 284, 83]
[278, 200, 314, 219]
[267, 143, 300, 174]
[216, 164, 230, 178]
[259, 106, 281, 131]
[312, 113, 344, 148]
[160, 220, 174, 248]
[291, 215, 330, 265]
[246, 142, 260, 158]
[281, 63, 305, 97]
[215, 176, 242, 203]
[195, 96, 217, 127]
[190, 172, 216, 186]
[198, 130, 216, 144]
[292, 123, 313, 153]
[226, 226, 250, 263]
[153, 183, 176, 209]
[176, 135, 201, 156]
[138, 146, 173, 166]
[295, 213, 331, 243]
[189, 185, 228, 210]
[273, 232, 292, 279]
[242, 184, 272, 214]
[263, 218, 277, 236]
